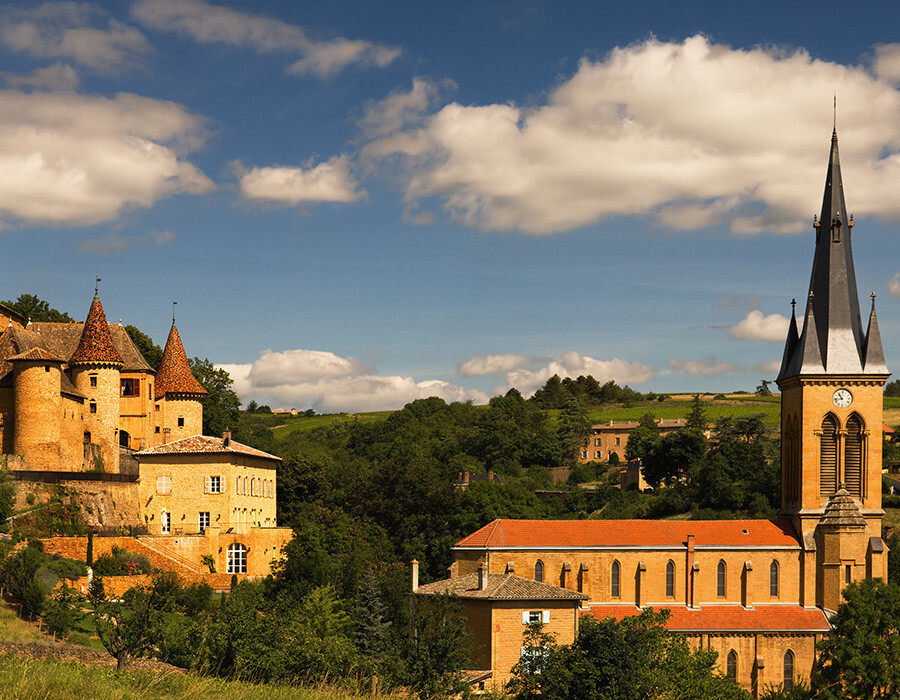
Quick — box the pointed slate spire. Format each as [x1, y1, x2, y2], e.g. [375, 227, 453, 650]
[863, 293, 888, 373]
[154, 321, 207, 399]
[777, 299, 800, 381]
[797, 292, 825, 374]
[70, 292, 123, 366]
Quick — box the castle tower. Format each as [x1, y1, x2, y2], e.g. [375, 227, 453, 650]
[70, 292, 124, 473]
[11, 347, 65, 469]
[777, 129, 889, 605]
[153, 321, 206, 445]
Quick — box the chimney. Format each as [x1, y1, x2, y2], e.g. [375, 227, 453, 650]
[464, 472, 470, 484]
[488, 471, 494, 482]
[458, 472, 462, 483]
[478, 563, 488, 590]
[223, 429, 231, 448]
[410, 559, 419, 592]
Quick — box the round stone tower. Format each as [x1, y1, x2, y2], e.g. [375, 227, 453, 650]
[12, 348, 64, 469]
[70, 293, 123, 473]
[153, 321, 206, 445]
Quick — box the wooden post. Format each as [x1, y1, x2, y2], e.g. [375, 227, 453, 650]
[371, 675, 377, 696]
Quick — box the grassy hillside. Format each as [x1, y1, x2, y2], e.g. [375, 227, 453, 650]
[0, 658, 393, 700]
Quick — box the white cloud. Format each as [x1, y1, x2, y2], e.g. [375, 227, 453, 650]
[888, 272, 900, 298]
[359, 78, 449, 138]
[1, 63, 80, 91]
[0, 89, 212, 227]
[669, 357, 781, 377]
[0, 2, 149, 73]
[236, 156, 364, 205]
[218, 348, 488, 413]
[457, 353, 535, 377]
[77, 229, 176, 254]
[366, 35, 900, 235]
[132, 0, 400, 78]
[497, 350, 658, 396]
[728, 310, 790, 342]
[873, 44, 900, 84]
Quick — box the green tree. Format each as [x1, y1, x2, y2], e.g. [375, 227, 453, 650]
[643, 428, 708, 487]
[93, 584, 163, 671]
[2, 293, 74, 323]
[405, 594, 472, 699]
[884, 380, 900, 397]
[124, 325, 163, 370]
[813, 578, 900, 699]
[686, 394, 708, 431]
[0, 468, 16, 530]
[507, 620, 557, 699]
[528, 609, 749, 700]
[531, 374, 568, 409]
[557, 396, 591, 466]
[354, 567, 390, 661]
[188, 358, 243, 438]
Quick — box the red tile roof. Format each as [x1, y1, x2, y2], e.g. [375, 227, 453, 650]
[8, 347, 64, 362]
[455, 519, 800, 549]
[136, 434, 280, 462]
[583, 605, 831, 633]
[154, 323, 206, 399]
[70, 294, 123, 366]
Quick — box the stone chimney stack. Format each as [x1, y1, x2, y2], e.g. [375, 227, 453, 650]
[478, 563, 488, 590]
[410, 559, 419, 592]
[488, 471, 494, 482]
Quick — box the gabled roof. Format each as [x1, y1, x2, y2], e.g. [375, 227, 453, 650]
[154, 323, 206, 399]
[29, 322, 153, 372]
[454, 519, 800, 549]
[9, 347, 64, 363]
[136, 434, 280, 462]
[70, 293, 123, 366]
[583, 605, 831, 633]
[416, 572, 587, 601]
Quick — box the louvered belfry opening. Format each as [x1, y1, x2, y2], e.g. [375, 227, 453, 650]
[844, 414, 864, 497]
[820, 415, 838, 497]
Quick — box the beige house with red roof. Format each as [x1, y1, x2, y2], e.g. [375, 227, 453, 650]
[417, 132, 890, 695]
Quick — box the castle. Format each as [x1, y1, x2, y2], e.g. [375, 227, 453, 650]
[0, 294, 290, 579]
[415, 129, 890, 695]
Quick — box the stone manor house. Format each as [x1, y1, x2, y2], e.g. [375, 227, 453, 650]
[0, 294, 290, 580]
[415, 129, 890, 695]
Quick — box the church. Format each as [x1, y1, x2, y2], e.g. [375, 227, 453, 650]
[414, 129, 889, 695]
[0, 293, 291, 579]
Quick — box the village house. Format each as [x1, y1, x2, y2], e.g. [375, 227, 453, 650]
[415, 130, 890, 695]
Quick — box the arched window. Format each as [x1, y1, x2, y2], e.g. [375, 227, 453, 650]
[844, 414, 864, 497]
[83, 431, 91, 444]
[227, 543, 247, 574]
[665, 560, 675, 597]
[534, 560, 544, 582]
[726, 650, 737, 682]
[119, 430, 130, 448]
[611, 560, 620, 598]
[783, 650, 794, 690]
[770, 560, 779, 597]
[717, 560, 726, 597]
[820, 414, 839, 497]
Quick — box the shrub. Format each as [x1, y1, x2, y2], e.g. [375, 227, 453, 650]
[21, 576, 45, 618]
[92, 546, 151, 577]
[46, 555, 88, 580]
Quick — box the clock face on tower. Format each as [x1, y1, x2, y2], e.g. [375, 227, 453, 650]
[832, 389, 853, 408]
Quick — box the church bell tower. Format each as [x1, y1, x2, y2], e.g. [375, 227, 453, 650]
[776, 129, 889, 607]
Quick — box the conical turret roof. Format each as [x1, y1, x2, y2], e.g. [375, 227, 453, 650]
[779, 129, 889, 378]
[70, 293, 123, 366]
[154, 322, 207, 399]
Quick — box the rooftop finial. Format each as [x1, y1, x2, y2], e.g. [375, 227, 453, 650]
[791, 298, 797, 313]
[172, 299, 178, 323]
[833, 93, 837, 132]
[95, 276, 101, 294]
[872, 291, 877, 309]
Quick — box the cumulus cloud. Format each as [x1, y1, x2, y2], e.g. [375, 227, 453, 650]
[495, 350, 658, 396]
[873, 44, 900, 84]
[218, 348, 488, 413]
[728, 310, 790, 342]
[457, 353, 535, 377]
[1, 63, 80, 91]
[0, 89, 212, 227]
[236, 156, 364, 205]
[77, 229, 176, 254]
[0, 2, 149, 73]
[360, 78, 451, 138]
[365, 35, 900, 235]
[889, 272, 900, 298]
[132, 0, 400, 78]
[668, 357, 781, 377]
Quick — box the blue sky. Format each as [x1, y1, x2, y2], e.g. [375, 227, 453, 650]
[4, 0, 900, 412]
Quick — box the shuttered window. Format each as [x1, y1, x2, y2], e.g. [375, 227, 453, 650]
[844, 415, 863, 497]
[820, 415, 838, 497]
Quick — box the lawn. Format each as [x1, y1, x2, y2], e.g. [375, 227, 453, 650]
[269, 411, 394, 439]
